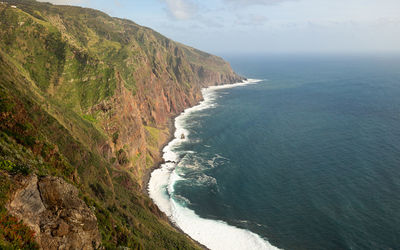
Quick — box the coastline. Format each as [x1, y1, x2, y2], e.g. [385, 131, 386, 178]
[142, 118, 176, 194]
[142, 78, 249, 192]
[143, 78, 249, 191]
[142, 116, 210, 250]
[145, 79, 279, 250]
[141, 81, 246, 250]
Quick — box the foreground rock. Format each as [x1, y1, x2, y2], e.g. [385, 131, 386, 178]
[7, 175, 102, 250]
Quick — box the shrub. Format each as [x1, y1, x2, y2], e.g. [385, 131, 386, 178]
[0, 160, 30, 175]
[112, 131, 119, 144]
[90, 183, 106, 200]
[0, 210, 39, 249]
[117, 149, 129, 165]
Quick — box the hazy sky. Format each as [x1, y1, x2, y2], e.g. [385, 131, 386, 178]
[39, 0, 400, 55]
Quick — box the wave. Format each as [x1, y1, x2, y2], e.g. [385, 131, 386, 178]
[148, 79, 279, 250]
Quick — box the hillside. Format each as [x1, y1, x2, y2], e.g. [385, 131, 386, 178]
[0, 0, 243, 249]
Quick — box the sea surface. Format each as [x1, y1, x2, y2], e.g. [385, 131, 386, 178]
[149, 54, 400, 250]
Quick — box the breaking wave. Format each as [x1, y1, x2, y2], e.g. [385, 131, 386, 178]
[148, 79, 279, 250]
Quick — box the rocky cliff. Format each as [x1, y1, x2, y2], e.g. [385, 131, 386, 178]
[0, 0, 243, 249]
[8, 175, 102, 249]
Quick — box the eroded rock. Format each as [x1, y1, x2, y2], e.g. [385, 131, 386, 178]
[7, 175, 102, 250]
[7, 175, 45, 237]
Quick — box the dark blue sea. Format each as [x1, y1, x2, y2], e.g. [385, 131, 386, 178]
[149, 55, 400, 249]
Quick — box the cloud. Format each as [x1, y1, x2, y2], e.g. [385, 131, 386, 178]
[224, 0, 297, 6]
[235, 14, 268, 26]
[199, 17, 225, 28]
[164, 0, 198, 20]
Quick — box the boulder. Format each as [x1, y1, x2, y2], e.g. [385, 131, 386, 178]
[7, 175, 102, 250]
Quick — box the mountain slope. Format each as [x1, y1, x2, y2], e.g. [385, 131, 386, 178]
[0, 0, 243, 249]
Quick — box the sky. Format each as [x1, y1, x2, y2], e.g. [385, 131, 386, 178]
[38, 0, 400, 55]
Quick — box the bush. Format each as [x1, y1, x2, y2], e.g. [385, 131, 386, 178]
[90, 183, 106, 200]
[117, 149, 129, 165]
[0, 210, 39, 249]
[0, 160, 30, 175]
[112, 131, 119, 144]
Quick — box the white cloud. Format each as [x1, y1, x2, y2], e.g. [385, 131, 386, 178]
[224, 0, 297, 6]
[164, 0, 198, 20]
[235, 14, 268, 26]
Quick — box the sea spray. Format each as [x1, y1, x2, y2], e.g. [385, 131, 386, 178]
[148, 79, 279, 250]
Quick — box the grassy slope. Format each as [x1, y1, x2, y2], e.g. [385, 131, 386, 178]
[0, 49, 199, 249]
[0, 0, 240, 249]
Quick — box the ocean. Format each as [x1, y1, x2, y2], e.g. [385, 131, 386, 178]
[148, 54, 400, 250]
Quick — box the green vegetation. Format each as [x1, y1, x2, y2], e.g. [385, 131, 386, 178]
[145, 126, 161, 148]
[117, 148, 129, 165]
[0, 209, 39, 249]
[0, 45, 199, 248]
[0, 160, 30, 176]
[83, 114, 97, 123]
[0, 150, 38, 250]
[112, 131, 119, 144]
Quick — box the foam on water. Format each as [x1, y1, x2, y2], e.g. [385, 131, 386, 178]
[148, 79, 279, 250]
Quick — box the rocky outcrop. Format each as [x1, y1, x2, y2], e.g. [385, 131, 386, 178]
[7, 175, 102, 250]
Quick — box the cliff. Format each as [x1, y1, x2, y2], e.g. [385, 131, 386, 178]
[0, 0, 243, 249]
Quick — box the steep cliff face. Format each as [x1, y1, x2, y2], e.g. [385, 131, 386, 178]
[0, 0, 243, 248]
